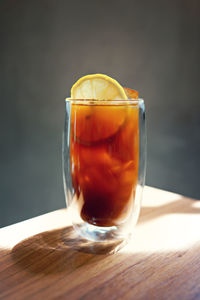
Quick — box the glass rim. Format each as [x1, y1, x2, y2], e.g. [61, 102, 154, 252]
[65, 97, 144, 105]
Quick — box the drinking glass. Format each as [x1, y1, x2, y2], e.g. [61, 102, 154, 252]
[63, 98, 146, 246]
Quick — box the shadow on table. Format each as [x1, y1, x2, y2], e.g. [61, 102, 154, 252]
[11, 195, 200, 276]
[11, 225, 124, 275]
[2, 238, 200, 299]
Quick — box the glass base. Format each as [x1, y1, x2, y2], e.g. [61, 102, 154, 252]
[71, 221, 130, 254]
[74, 222, 121, 241]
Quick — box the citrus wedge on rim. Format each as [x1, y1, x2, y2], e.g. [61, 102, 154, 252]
[123, 87, 139, 99]
[71, 74, 128, 100]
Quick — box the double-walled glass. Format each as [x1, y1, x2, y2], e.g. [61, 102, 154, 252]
[63, 98, 146, 244]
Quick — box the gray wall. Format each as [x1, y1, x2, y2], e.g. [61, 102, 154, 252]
[1, 0, 200, 227]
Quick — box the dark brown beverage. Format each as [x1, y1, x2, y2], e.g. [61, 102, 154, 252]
[70, 102, 139, 227]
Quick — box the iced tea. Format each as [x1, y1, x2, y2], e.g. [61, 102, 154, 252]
[70, 102, 139, 227]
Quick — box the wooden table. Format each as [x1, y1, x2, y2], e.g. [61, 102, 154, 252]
[0, 186, 200, 300]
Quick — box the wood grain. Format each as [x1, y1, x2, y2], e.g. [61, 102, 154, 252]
[0, 186, 200, 300]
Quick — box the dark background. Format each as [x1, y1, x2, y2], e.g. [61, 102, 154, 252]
[1, 0, 200, 228]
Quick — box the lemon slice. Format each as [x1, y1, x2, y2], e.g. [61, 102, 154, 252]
[70, 74, 130, 144]
[71, 74, 128, 100]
